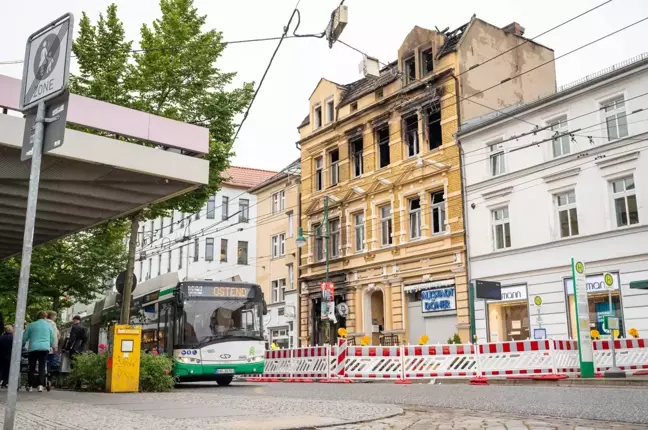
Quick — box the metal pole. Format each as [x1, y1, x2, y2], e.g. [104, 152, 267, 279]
[119, 213, 140, 324]
[324, 197, 329, 344]
[609, 290, 617, 368]
[4, 101, 46, 430]
[468, 282, 476, 344]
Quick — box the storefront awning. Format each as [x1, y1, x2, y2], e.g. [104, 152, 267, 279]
[404, 279, 455, 293]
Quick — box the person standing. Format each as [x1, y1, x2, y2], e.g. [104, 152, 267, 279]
[0, 325, 13, 388]
[65, 315, 87, 368]
[23, 312, 54, 392]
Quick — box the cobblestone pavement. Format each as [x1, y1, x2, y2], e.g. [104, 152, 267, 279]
[324, 409, 648, 429]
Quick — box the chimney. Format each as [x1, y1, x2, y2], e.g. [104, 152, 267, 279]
[502, 22, 525, 37]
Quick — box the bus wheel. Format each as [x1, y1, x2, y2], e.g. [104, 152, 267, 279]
[216, 375, 233, 386]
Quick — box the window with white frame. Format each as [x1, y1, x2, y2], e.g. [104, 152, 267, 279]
[271, 328, 289, 349]
[430, 190, 446, 234]
[287, 264, 294, 290]
[556, 190, 579, 238]
[329, 219, 340, 258]
[220, 239, 228, 262]
[549, 117, 570, 158]
[239, 199, 249, 222]
[329, 149, 339, 186]
[603, 96, 628, 141]
[272, 279, 286, 303]
[409, 197, 421, 239]
[492, 207, 511, 250]
[205, 238, 214, 261]
[315, 157, 323, 191]
[272, 233, 286, 258]
[354, 212, 365, 251]
[489, 141, 505, 176]
[287, 212, 294, 237]
[326, 98, 335, 123]
[611, 176, 639, 227]
[380, 205, 393, 246]
[207, 195, 215, 219]
[272, 191, 285, 213]
[314, 223, 324, 262]
[222, 196, 229, 220]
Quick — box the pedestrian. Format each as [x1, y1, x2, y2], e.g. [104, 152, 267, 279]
[45, 311, 60, 382]
[0, 325, 14, 388]
[65, 315, 87, 368]
[23, 312, 54, 392]
[45, 311, 60, 352]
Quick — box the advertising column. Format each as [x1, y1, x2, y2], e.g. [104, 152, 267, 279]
[572, 259, 594, 378]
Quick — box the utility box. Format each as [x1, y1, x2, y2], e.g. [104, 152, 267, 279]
[106, 325, 142, 393]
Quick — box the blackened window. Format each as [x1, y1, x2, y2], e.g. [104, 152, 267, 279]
[377, 126, 390, 168]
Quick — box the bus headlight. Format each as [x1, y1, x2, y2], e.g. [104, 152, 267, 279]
[251, 355, 264, 362]
[176, 356, 201, 364]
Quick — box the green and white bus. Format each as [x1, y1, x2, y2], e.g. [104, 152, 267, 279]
[83, 279, 267, 386]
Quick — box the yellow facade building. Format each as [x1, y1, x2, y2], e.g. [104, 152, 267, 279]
[297, 18, 556, 346]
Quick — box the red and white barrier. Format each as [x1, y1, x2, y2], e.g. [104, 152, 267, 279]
[291, 346, 329, 379]
[478, 340, 554, 377]
[551, 340, 581, 375]
[263, 349, 292, 378]
[403, 344, 478, 379]
[593, 338, 648, 374]
[344, 345, 403, 380]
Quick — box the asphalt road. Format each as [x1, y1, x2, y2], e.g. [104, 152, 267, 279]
[180, 381, 648, 425]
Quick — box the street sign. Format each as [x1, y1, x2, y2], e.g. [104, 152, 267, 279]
[534, 296, 543, 306]
[19, 13, 74, 112]
[475, 279, 501, 300]
[603, 272, 615, 289]
[572, 258, 595, 378]
[533, 328, 547, 339]
[116, 270, 138, 295]
[21, 91, 69, 160]
[604, 316, 619, 331]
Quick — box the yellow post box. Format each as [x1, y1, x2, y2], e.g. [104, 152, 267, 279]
[106, 325, 142, 393]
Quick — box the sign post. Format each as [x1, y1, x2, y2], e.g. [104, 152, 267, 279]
[4, 13, 74, 430]
[603, 272, 625, 378]
[571, 259, 595, 378]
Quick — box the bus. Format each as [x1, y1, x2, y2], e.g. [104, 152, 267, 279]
[76, 279, 267, 386]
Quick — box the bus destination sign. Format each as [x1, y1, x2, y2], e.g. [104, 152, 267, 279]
[186, 284, 250, 298]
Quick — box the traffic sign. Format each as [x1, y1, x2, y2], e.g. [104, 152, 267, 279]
[603, 272, 615, 289]
[21, 91, 69, 160]
[604, 316, 619, 331]
[19, 13, 74, 112]
[534, 296, 542, 306]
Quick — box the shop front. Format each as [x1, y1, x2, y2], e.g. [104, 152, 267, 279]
[405, 279, 458, 345]
[485, 284, 529, 342]
[300, 272, 349, 346]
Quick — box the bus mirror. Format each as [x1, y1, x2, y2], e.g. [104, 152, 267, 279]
[262, 299, 268, 316]
[175, 291, 185, 309]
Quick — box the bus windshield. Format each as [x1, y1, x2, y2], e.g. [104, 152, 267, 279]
[180, 299, 263, 345]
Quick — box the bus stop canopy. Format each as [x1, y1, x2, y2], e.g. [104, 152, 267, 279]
[0, 74, 210, 259]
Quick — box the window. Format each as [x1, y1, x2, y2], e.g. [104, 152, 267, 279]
[194, 238, 199, 261]
[489, 142, 505, 176]
[421, 47, 433, 76]
[314, 104, 322, 129]
[272, 191, 285, 213]
[287, 212, 294, 237]
[492, 207, 511, 250]
[612, 176, 639, 227]
[167, 251, 172, 273]
[350, 102, 358, 112]
[207, 195, 215, 219]
[326, 98, 334, 123]
[272, 279, 286, 303]
[426, 106, 442, 151]
[350, 137, 363, 178]
[354, 213, 365, 251]
[222, 196, 229, 220]
[315, 157, 324, 191]
[287, 264, 294, 290]
[329, 219, 340, 258]
[239, 199, 249, 222]
[157, 254, 162, 276]
[404, 115, 419, 157]
[431, 191, 446, 234]
[170, 213, 174, 233]
[314, 224, 324, 262]
[149, 220, 154, 242]
[205, 238, 214, 261]
[377, 126, 390, 168]
[220, 239, 228, 262]
[329, 149, 339, 186]
[380, 205, 393, 246]
[147, 258, 152, 280]
[237, 241, 248, 265]
[409, 197, 421, 239]
[375, 88, 384, 99]
[271, 328, 289, 349]
[550, 117, 570, 157]
[272, 233, 286, 258]
[179, 246, 183, 269]
[603, 96, 628, 141]
[556, 191, 579, 237]
[404, 56, 416, 85]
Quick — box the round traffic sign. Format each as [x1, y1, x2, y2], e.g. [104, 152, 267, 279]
[534, 296, 542, 306]
[575, 261, 584, 274]
[603, 272, 614, 289]
[33, 34, 61, 81]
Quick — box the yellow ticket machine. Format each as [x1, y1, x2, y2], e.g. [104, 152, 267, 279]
[106, 325, 142, 393]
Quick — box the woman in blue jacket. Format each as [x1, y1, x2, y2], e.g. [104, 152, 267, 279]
[23, 311, 54, 392]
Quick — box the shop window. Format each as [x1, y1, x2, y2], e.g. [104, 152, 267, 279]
[611, 176, 638, 227]
[431, 190, 446, 234]
[492, 207, 511, 250]
[380, 205, 393, 246]
[377, 126, 390, 168]
[426, 106, 442, 151]
[409, 197, 421, 239]
[602, 96, 628, 141]
[556, 190, 579, 237]
[488, 300, 529, 342]
[404, 114, 419, 157]
[568, 292, 624, 339]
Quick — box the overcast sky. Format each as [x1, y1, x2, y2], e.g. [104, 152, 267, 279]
[2, 0, 647, 172]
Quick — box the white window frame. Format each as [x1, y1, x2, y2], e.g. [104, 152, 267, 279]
[207, 195, 216, 219]
[271, 278, 287, 303]
[271, 234, 282, 258]
[602, 95, 628, 141]
[220, 238, 228, 262]
[380, 205, 393, 246]
[329, 219, 340, 258]
[555, 190, 579, 238]
[287, 212, 294, 237]
[409, 197, 421, 240]
[489, 140, 505, 177]
[329, 150, 339, 186]
[492, 207, 511, 250]
[326, 97, 335, 124]
[611, 176, 639, 228]
[222, 196, 229, 220]
[354, 212, 365, 252]
[430, 190, 446, 235]
[314, 103, 322, 129]
[239, 199, 249, 222]
[287, 264, 294, 290]
[549, 116, 570, 158]
[205, 238, 214, 262]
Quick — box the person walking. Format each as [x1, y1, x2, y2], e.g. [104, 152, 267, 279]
[0, 325, 13, 388]
[65, 315, 87, 368]
[23, 312, 54, 392]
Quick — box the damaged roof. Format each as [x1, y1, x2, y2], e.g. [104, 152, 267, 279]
[436, 22, 469, 58]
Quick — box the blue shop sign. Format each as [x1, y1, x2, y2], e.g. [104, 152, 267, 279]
[421, 286, 456, 313]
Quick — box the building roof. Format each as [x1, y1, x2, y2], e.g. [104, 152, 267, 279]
[248, 158, 301, 193]
[436, 22, 469, 58]
[221, 166, 278, 189]
[338, 61, 400, 108]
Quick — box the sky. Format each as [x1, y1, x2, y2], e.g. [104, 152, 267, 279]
[1, 0, 648, 172]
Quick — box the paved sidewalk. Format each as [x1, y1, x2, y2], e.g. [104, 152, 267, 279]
[0, 390, 402, 429]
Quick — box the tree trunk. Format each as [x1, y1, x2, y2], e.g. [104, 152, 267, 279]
[52, 296, 60, 314]
[119, 212, 140, 324]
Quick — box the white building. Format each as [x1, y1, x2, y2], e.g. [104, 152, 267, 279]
[459, 53, 648, 342]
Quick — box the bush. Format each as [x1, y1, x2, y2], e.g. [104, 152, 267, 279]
[67, 352, 108, 392]
[447, 333, 462, 344]
[139, 354, 174, 392]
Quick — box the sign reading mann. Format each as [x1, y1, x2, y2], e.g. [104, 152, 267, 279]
[421, 287, 456, 313]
